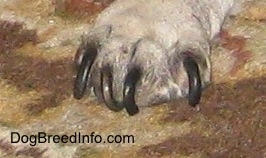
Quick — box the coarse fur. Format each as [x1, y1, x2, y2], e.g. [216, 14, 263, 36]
[73, 0, 244, 114]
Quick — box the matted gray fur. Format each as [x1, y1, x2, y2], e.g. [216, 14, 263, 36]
[73, 0, 245, 115]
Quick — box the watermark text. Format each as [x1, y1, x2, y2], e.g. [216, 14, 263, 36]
[10, 132, 135, 146]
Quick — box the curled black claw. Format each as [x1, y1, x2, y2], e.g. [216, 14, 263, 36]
[183, 56, 202, 106]
[101, 66, 124, 112]
[73, 50, 97, 99]
[91, 68, 104, 102]
[122, 66, 142, 116]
